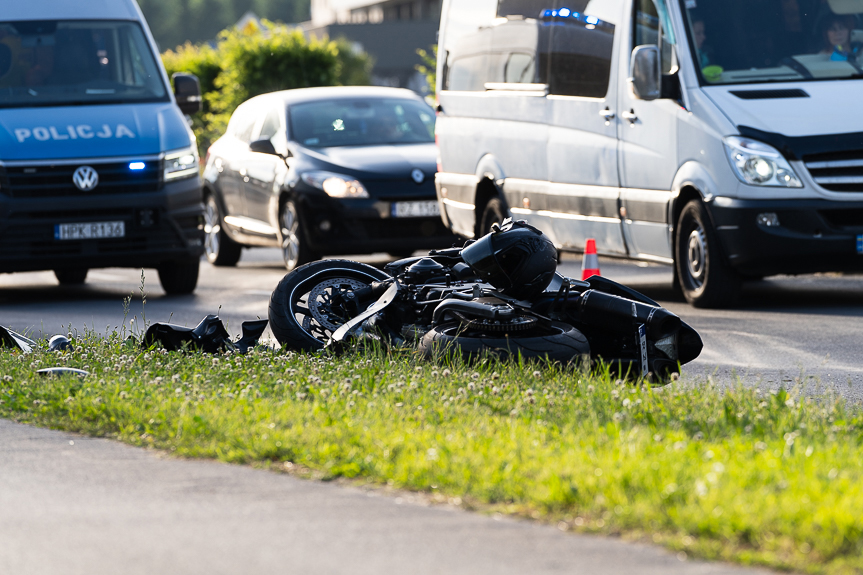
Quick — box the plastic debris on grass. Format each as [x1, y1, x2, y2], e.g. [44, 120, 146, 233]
[0, 325, 36, 353]
[143, 315, 269, 354]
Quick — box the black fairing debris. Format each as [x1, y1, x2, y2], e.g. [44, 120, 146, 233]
[143, 315, 269, 354]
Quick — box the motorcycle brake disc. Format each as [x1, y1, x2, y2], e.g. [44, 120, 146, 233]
[305, 277, 370, 333]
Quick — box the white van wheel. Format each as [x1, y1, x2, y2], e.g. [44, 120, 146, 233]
[675, 200, 740, 308]
[480, 198, 507, 236]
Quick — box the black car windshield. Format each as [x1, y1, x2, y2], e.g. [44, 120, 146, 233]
[682, 0, 863, 85]
[289, 98, 436, 148]
[0, 20, 168, 107]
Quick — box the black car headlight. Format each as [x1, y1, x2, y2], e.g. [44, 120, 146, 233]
[301, 171, 369, 199]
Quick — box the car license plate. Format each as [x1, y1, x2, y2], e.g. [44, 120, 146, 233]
[391, 201, 440, 218]
[55, 221, 125, 241]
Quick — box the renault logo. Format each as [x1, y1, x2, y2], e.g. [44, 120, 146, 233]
[411, 168, 425, 185]
[72, 166, 99, 191]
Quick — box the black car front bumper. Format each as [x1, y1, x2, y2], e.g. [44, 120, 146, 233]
[297, 193, 457, 255]
[709, 197, 863, 276]
[0, 176, 204, 273]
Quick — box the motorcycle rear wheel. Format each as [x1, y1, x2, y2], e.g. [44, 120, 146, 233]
[419, 321, 589, 363]
[268, 259, 391, 351]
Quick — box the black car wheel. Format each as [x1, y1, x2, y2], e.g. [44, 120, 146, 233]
[281, 200, 318, 272]
[204, 194, 242, 266]
[480, 197, 507, 236]
[54, 269, 88, 285]
[675, 200, 740, 308]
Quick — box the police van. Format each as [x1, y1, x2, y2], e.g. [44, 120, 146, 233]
[435, 0, 863, 307]
[0, 0, 205, 293]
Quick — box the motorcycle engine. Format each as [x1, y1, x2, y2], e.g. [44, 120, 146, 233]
[404, 258, 447, 283]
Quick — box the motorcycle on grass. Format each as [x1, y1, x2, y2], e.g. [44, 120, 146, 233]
[268, 220, 702, 381]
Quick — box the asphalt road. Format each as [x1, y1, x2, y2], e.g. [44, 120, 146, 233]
[1, 248, 862, 397]
[0, 418, 770, 575]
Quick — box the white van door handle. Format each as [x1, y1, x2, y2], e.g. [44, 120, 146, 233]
[599, 108, 616, 121]
[622, 109, 638, 124]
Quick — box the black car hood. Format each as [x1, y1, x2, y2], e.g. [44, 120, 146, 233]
[300, 143, 437, 176]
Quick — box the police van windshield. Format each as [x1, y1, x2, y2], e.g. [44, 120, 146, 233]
[683, 0, 863, 85]
[0, 20, 168, 108]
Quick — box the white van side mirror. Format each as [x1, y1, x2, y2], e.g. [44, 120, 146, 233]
[629, 46, 661, 101]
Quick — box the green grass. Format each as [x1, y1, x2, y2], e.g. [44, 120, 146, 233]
[2, 333, 863, 574]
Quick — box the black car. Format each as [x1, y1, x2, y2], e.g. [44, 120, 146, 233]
[202, 86, 455, 270]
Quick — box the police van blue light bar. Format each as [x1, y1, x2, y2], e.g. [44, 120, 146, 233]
[129, 162, 146, 171]
[540, 8, 595, 24]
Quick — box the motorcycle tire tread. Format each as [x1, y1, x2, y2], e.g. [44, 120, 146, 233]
[419, 321, 589, 363]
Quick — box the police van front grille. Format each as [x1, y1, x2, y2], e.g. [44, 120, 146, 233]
[0, 161, 162, 198]
[804, 151, 863, 192]
[0, 209, 186, 261]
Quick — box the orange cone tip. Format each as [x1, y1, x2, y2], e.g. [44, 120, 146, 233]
[582, 238, 601, 280]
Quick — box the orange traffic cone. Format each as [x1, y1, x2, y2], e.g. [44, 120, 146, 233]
[581, 238, 601, 280]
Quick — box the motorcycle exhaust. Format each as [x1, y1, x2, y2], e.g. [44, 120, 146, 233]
[578, 290, 681, 340]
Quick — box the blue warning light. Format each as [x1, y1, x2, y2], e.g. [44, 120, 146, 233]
[585, 15, 600, 25]
[129, 162, 146, 171]
[558, 7, 571, 17]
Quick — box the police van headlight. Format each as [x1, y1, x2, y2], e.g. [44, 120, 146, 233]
[163, 146, 200, 181]
[723, 136, 802, 188]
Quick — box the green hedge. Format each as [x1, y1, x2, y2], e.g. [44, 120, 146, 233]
[162, 21, 373, 155]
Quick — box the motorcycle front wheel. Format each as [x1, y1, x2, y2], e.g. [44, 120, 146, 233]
[268, 260, 391, 351]
[419, 321, 590, 363]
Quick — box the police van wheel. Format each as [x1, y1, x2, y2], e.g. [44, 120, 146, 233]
[54, 269, 88, 285]
[480, 197, 507, 236]
[675, 200, 740, 308]
[158, 258, 200, 296]
[204, 194, 242, 267]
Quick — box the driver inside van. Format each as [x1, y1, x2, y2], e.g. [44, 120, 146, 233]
[692, 17, 711, 67]
[819, 13, 861, 61]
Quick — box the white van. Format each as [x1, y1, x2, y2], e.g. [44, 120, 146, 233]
[435, 0, 863, 307]
[0, 0, 205, 294]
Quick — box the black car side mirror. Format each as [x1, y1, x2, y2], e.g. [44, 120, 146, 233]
[172, 73, 202, 115]
[249, 138, 279, 156]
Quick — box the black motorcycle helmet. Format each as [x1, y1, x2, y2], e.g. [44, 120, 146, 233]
[461, 218, 558, 299]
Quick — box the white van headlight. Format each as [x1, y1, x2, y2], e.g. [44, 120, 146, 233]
[723, 137, 802, 188]
[301, 171, 369, 199]
[164, 146, 200, 181]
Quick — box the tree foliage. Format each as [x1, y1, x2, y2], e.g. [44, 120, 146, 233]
[415, 45, 437, 97]
[138, 0, 310, 51]
[162, 21, 372, 154]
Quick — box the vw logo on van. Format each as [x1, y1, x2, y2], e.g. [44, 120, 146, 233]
[72, 166, 99, 191]
[411, 169, 425, 185]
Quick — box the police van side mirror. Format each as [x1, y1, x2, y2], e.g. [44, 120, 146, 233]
[172, 73, 202, 115]
[629, 46, 661, 101]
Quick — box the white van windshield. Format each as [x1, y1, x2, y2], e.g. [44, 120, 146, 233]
[683, 0, 863, 85]
[0, 20, 168, 107]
